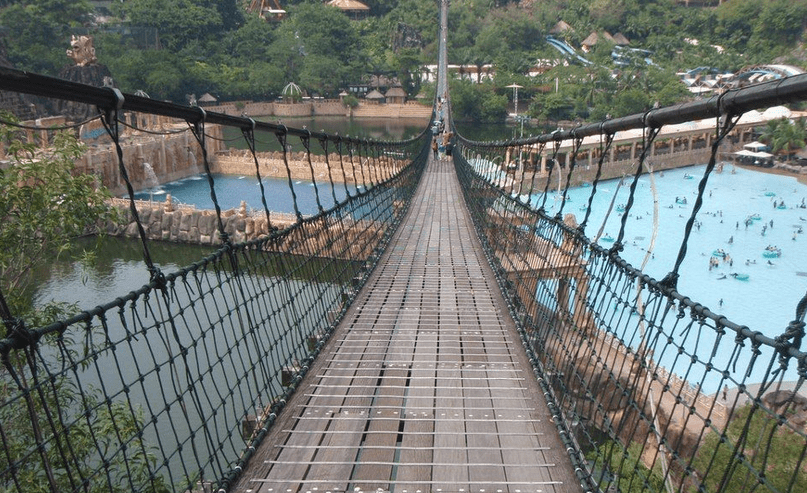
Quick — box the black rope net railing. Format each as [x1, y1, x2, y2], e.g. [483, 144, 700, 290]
[453, 74, 807, 493]
[0, 68, 430, 492]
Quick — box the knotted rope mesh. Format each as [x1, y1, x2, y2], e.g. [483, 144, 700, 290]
[2, 66, 807, 493]
[0, 96, 429, 492]
[454, 100, 807, 492]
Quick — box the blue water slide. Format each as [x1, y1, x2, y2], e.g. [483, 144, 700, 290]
[545, 36, 593, 65]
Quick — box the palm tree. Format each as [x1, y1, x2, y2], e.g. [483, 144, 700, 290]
[760, 117, 807, 160]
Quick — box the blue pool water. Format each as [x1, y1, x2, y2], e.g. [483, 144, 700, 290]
[134, 174, 359, 215]
[136, 165, 807, 391]
[140, 166, 807, 338]
[529, 164, 807, 340]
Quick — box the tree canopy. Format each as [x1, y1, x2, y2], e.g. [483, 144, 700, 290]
[0, 0, 805, 120]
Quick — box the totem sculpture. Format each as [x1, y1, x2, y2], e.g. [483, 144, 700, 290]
[66, 35, 97, 67]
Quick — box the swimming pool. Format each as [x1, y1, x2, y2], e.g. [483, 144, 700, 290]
[529, 164, 807, 341]
[138, 165, 807, 340]
[134, 174, 359, 215]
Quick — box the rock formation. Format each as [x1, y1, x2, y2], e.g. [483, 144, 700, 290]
[57, 35, 115, 122]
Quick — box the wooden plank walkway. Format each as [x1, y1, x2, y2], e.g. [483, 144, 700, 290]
[233, 155, 582, 493]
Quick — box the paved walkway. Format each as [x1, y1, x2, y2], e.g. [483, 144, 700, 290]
[232, 155, 582, 492]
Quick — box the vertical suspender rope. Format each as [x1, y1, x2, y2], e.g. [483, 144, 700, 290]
[515, 142, 527, 201]
[187, 107, 231, 247]
[374, 141, 386, 183]
[355, 139, 369, 190]
[301, 130, 324, 213]
[557, 132, 584, 218]
[579, 128, 615, 233]
[335, 137, 353, 199]
[241, 118, 274, 231]
[610, 116, 661, 255]
[487, 144, 500, 184]
[660, 110, 741, 290]
[539, 136, 562, 211]
[364, 140, 376, 187]
[99, 88, 164, 285]
[345, 138, 361, 192]
[526, 141, 547, 205]
[275, 126, 303, 222]
[318, 135, 339, 206]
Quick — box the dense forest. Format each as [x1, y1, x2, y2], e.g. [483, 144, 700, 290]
[1, 0, 806, 122]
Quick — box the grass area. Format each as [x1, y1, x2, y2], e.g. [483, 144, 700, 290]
[691, 403, 807, 492]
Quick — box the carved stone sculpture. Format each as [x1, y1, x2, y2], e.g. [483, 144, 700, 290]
[66, 35, 97, 67]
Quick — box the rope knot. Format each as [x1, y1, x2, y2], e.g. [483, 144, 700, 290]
[776, 319, 805, 356]
[5, 317, 38, 350]
[659, 272, 679, 291]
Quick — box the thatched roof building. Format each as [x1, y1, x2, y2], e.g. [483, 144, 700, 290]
[327, 0, 370, 20]
[365, 89, 385, 101]
[384, 86, 406, 104]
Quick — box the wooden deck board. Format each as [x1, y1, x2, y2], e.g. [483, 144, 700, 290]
[234, 154, 582, 492]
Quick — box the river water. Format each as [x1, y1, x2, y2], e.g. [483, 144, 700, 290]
[26, 119, 807, 481]
[37, 118, 807, 400]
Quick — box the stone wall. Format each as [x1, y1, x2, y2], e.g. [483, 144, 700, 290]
[107, 196, 380, 261]
[74, 119, 225, 196]
[212, 149, 408, 184]
[107, 197, 297, 246]
[204, 100, 431, 119]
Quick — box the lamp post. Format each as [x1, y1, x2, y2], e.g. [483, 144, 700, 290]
[505, 83, 523, 117]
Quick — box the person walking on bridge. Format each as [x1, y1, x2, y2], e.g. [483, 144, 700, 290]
[442, 131, 454, 159]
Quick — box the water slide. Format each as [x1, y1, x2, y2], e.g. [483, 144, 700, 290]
[545, 36, 593, 65]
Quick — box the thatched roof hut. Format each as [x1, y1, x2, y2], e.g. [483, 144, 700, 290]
[365, 89, 385, 102]
[327, 0, 370, 20]
[550, 20, 574, 35]
[581, 31, 616, 52]
[384, 86, 406, 104]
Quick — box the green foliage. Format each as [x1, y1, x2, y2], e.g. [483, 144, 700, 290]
[586, 438, 666, 493]
[0, 119, 119, 314]
[691, 404, 807, 492]
[0, 118, 168, 492]
[0, 0, 93, 75]
[0, 380, 171, 493]
[266, 1, 365, 97]
[342, 93, 360, 108]
[529, 92, 573, 121]
[114, 0, 228, 52]
[759, 118, 807, 158]
[449, 78, 507, 123]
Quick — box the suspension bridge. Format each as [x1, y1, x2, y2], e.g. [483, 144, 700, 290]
[2, 1, 807, 492]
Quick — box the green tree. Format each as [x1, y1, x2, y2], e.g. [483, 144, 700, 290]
[449, 78, 507, 123]
[269, 1, 364, 97]
[0, 0, 93, 74]
[388, 47, 424, 95]
[0, 123, 117, 307]
[760, 117, 807, 160]
[114, 0, 229, 52]
[0, 118, 169, 492]
[529, 91, 574, 122]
